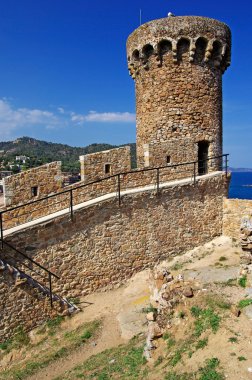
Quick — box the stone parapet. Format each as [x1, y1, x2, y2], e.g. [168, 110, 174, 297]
[3, 161, 62, 208]
[223, 198, 252, 239]
[80, 146, 131, 183]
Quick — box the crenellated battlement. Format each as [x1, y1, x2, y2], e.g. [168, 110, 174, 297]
[127, 16, 231, 78]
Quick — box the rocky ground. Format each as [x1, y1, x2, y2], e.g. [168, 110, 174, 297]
[0, 236, 252, 379]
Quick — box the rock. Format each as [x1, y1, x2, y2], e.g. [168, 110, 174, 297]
[244, 305, 252, 320]
[183, 287, 194, 298]
[148, 322, 163, 339]
[146, 312, 156, 322]
[15, 278, 27, 287]
[230, 305, 241, 317]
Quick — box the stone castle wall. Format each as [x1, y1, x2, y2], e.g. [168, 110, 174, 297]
[80, 146, 131, 183]
[127, 16, 231, 167]
[223, 198, 252, 239]
[0, 270, 63, 340]
[3, 162, 62, 208]
[1, 174, 228, 339]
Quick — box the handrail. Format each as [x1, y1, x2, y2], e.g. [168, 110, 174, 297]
[0, 239, 60, 307]
[0, 154, 229, 237]
[0, 154, 228, 216]
[1, 240, 59, 279]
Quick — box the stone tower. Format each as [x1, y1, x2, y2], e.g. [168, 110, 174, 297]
[127, 16, 231, 172]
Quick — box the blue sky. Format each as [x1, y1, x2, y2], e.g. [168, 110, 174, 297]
[0, 0, 251, 167]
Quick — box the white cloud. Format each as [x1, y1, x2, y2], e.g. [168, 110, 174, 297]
[57, 107, 65, 114]
[71, 111, 136, 124]
[0, 99, 61, 138]
[0, 99, 136, 139]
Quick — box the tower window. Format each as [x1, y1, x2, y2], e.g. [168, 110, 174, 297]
[166, 156, 171, 164]
[31, 186, 38, 197]
[104, 164, 111, 174]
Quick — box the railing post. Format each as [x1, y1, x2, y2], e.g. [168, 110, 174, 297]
[225, 155, 228, 177]
[49, 273, 53, 308]
[0, 213, 3, 249]
[156, 168, 160, 195]
[70, 189, 73, 221]
[193, 162, 196, 186]
[117, 174, 121, 206]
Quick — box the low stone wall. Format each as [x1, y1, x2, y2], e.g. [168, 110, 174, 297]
[1, 174, 228, 339]
[3, 162, 62, 207]
[80, 146, 131, 182]
[223, 198, 252, 239]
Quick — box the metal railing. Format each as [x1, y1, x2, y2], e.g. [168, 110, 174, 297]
[0, 239, 59, 307]
[0, 154, 229, 238]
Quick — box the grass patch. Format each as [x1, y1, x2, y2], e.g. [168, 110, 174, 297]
[228, 337, 238, 343]
[199, 357, 224, 380]
[0, 320, 100, 380]
[142, 304, 157, 314]
[170, 262, 184, 271]
[154, 355, 163, 367]
[238, 356, 247, 361]
[204, 295, 231, 310]
[165, 372, 192, 380]
[165, 358, 223, 380]
[237, 299, 252, 309]
[55, 336, 147, 380]
[0, 326, 30, 354]
[163, 333, 176, 349]
[46, 315, 65, 336]
[195, 338, 208, 350]
[190, 307, 221, 337]
[238, 276, 247, 288]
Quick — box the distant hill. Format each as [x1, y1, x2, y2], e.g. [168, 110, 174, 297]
[0, 137, 136, 173]
[229, 167, 252, 172]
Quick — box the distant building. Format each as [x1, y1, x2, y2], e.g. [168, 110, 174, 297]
[15, 155, 30, 163]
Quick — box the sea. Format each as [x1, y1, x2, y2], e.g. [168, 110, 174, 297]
[229, 172, 252, 200]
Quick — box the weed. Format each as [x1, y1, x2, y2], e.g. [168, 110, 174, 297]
[238, 276, 247, 288]
[204, 295, 231, 310]
[178, 311, 186, 319]
[163, 333, 176, 348]
[0, 326, 30, 354]
[142, 304, 157, 314]
[47, 316, 64, 335]
[192, 308, 221, 337]
[228, 337, 238, 343]
[169, 350, 182, 367]
[191, 306, 202, 318]
[199, 357, 224, 380]
[237, 299, 252, 309]
[154, 355, 163, 367]
[219, 256, 227, 262]
[81, 330, 92, 340]
[165, 372, 191, 380]
[195, 338, 208, 350]
[238, 356, 247, 361]
[170, 262, 184, 271]
[67, 297, 81, 305]
[219, 278, 237, 287]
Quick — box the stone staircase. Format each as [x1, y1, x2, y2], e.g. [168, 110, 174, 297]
[0, 256, 79, 314]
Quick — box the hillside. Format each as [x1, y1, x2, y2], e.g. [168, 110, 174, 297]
[0, 137, 136, 173]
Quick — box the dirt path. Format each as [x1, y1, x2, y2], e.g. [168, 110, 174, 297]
[28, 314, 124, 380]
[27, 270, 150, 380]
